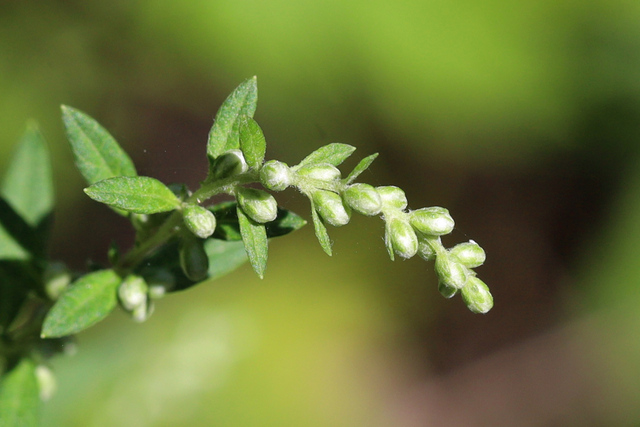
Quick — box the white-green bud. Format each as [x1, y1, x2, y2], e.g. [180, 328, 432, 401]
[132, 300, 154, 323]
[343, 183, 382, 216]
[461, 276, 493, 314]
[376, 186, 408, 210]
[183, 204, 217, 239]
[297, 163, 342, 181]
[179, 238, 209, 282]
[410, 207, 455, 236]
[43, 262, 71, 301]
[438, 281, 458, 299]
[386, 218, 418, 259]
[145, 269, 176, 298]
[449, 240, 486, 268]
[312, 190, 351, 227]
[237, 187, 278, 223]
[118, 275, 149, 311]
[417, 236, 437, 261]
[210, 149, 248, 180]
[434, 255, 468, 289]
[260, 160, 291, 191]
[35, 365, 56, 402]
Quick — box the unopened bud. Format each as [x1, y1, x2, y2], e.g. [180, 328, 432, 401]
[376, 186, 408, 210]
[417, 236, 437, 261]
[237, 187, 278, 223]
[43, 262, 71, 301]
[210, 149, 248, 180]
[179, 238, 209, 282]
[118, 275, 148, 311]
[183, 204, 217, 239]
[35, 365, 56, 402]
[461, 276, 493, 314]
[410, 207, 454, 236]
[434, 255, 468, 289]
[449, 240, 486, 268]
[313, 190, 351, 227]
[438, 281, 458, 299]
[260, 160, 291, 191]
[131, 300, 154, 323]
[343, 183, 382, 216]
[386, 218, 418, 259]
[297, 163, 341, 181]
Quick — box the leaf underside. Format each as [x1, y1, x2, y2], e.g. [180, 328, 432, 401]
[293, 143, 356, 171]
[237, 205, 268, 278]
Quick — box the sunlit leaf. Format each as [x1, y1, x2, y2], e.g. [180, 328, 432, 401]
[237, 205, 268, 278]
[345, 153, 379, 184]
[41, 269, 121, 338]
[207, 77, 258, 160]
[0, 358, 40, 427]
[84, 176, 181, 214]
[292, 143, 356, 171]
[309, 199, 332, 256]
[239, 115, 266, 169]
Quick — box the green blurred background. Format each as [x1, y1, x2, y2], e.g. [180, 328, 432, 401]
[3, 0, 640, 425]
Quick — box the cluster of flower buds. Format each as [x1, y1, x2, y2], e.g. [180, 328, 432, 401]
[257, 144, 492, 313]
[117, 274, 153, 322]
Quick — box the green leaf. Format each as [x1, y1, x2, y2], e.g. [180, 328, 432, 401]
[292, 143, 356, 171]
[0, 358, 40, 427]
[209, 202, 306, 241]
[205, 239, 248, 281]
[239, 115, 266, 169]
[309, 199, 333, 256]
[207, 77, 258, 160]
[84, 176, 181, 214]
[237, 205, 268, 278]
[0, 197, 43, 260]
[345, 153, 379, 184]
[1, 123, 54, 227]
[62, 105, 137, 185]
[41, 269, 121, 338]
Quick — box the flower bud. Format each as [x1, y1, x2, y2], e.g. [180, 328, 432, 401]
[449, 240, 486, 268]
[179, 238, 209, 282]
[35, 365, 56, 402]
[118, 275, 149, 311]
[434, 255, 468, 289]
[297, 163, 341, 181]
[461, 276, 493, 314]
[210, 149, 248, 180]
[438, 281, 458, 299]
[376, 186, 408, 210]
[237, 187, 278, 223]
[343, 183, 382, 216]
[386, 218, 418, 259]
[260, 160, 291, 191]
[43, 262, 71, 301]
[312, 190, 351, 227]
[183, 204, 217, 239]
[410, 207, 454, 236]
[417, 236, 437, 261]
[132, 300, 154, 323]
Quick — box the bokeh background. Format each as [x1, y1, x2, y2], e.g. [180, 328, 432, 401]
[3, 0, 640, 425]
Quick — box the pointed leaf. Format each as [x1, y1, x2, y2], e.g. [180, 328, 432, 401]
[41, 269, 121, 338]
[310, 199, 332, 256]
[0, 358, 40, 427]
[205, 239, 248, 281]
[207, 77, 258, 159]
[237, 205, 268, 278]
[62, 105, 137, 185]
[345, 153, 379, 184]
[209, 202, 306, 241]
[292, 143, 356, 171]
[1, 123, 54, 226]
[84, 176, 181, 214]
[239, 115, 266, 169]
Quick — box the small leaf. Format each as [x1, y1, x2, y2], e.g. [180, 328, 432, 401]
[239, 115, 266, 169]
[207, 77, 258, 160]
[292, 143, 356, 171]
[237, 205, 268, 278]
[41, 269, 121, 338]
[61, 105, 137, 185]
[345, 153, 379, 184]
[0, 358, 40, 427]
[210, 202, 306, 241]
[205, 239, 248, 281]
[84, 176, 181, 214]
[1, 123, 54, 227]
[309, 199, 332, 256]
